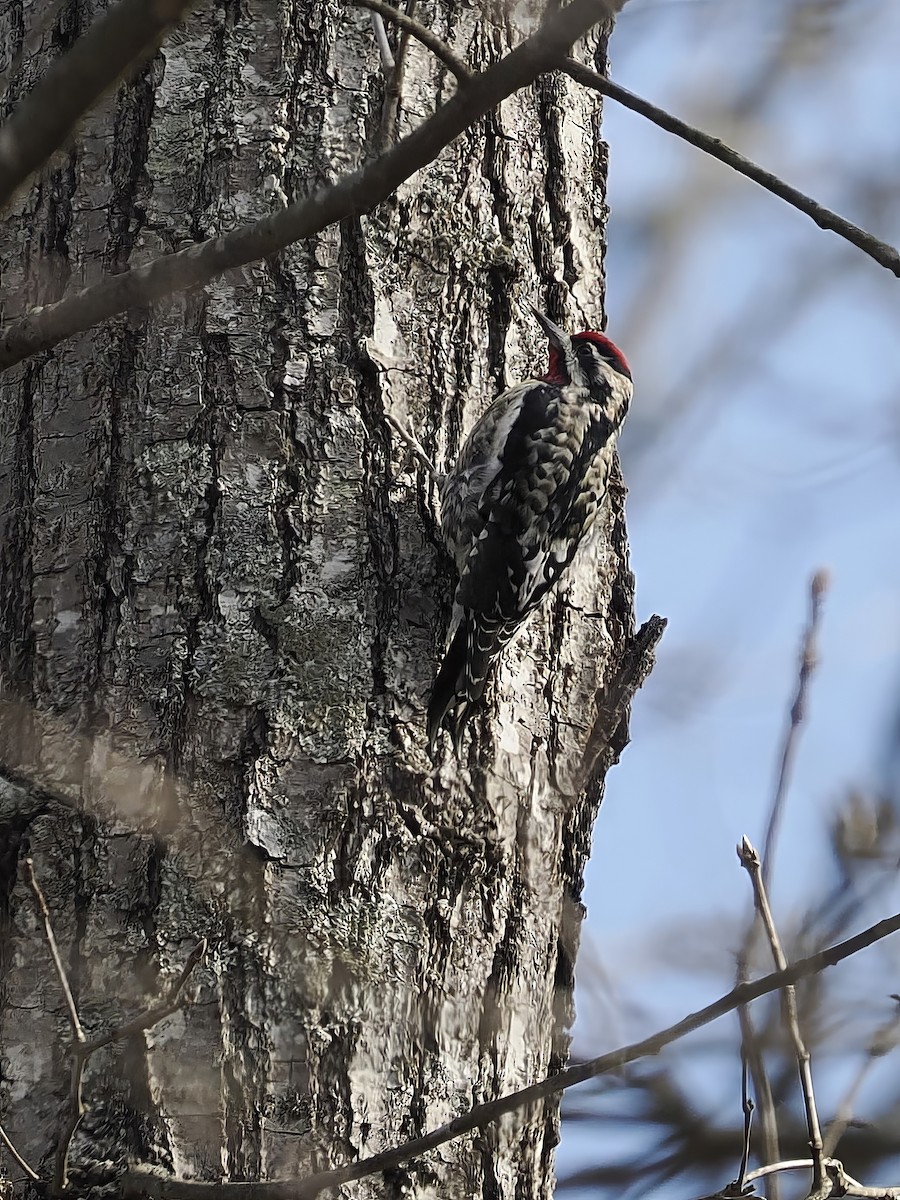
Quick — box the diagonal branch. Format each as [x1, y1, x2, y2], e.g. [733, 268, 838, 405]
[561, 60, 900, 280]
[122, 909, 900, 1200]
[25, 857, 86, 1045]
[81, 938, 207, 1055]
[0, 1121, 40, 1182]
[0, 0, 621, 373]
[353, 0, 472, 82]
[0, 0, 196, 213]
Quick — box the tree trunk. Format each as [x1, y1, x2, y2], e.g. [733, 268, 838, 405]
[0, 2, 646, 1197]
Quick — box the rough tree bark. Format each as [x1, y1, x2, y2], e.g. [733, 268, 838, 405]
[0, 2, 654, 1198]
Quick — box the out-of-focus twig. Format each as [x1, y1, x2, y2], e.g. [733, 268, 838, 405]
[561, 61, 900, 280]
[739, 837, 827, 1198]
[352, 0, 471, 82]
[762, 569, 829, 887]
[0, 0, 196, 212]
[732, 572, 829, 1198]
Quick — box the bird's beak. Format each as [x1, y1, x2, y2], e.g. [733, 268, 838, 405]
[527, 303, 568, 350]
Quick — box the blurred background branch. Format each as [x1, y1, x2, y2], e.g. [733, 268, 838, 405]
[561, 3, 900, 1196]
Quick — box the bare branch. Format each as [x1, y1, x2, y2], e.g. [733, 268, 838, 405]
[23, 867, 204, 1193]
[81, 939, 207, 1054]
[122, 909, 900, 1200]
[746, 1160, 821, 1184]
[384, 412, 441, 480]
[377, 0, 418, 148]
[732, 573, 828, 1195]
[24, 857, 85, 1044]
[735, 1055, 753, 1193]
[352, 0, 472, 83]
[0, 1122, 40, 1182]
[762, 569, 828, 887]
[561, 60, 900, 280]
[0, 0, 621, 373]
[369, 11, 396, 73]
[736, 1006, 781, 1200]
[0, 0, 196, 212]
[835, 1166, 900, 1199]
[739, 837, 827, 1197]
[25, 856, 89, 1189]
[746, 1160, 900, 1200]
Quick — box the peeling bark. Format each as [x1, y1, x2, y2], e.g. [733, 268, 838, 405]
[0, 2, 650, 1198]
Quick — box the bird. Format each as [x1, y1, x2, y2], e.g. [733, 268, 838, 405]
[427, 304, 633, 754]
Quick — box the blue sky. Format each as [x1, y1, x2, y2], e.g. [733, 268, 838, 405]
[560, 0, 900, 1191]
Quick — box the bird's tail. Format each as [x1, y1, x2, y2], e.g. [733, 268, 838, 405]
[427, 615, 512, 755]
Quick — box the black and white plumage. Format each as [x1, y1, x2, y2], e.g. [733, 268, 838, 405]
[427, 307, 633, 754]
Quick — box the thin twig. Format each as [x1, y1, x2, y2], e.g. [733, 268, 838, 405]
[25, 865, 205, 1193]
[122, 908, 900, 1200]
[762, 569, 828, 889]
[0, 0, 621, 372]
[82, 939, 207, 1054]
[26, 855, 89, 1190]
[24, 857, 85, 1044]
[561, 60, 900, 280]
[735, 1006, 781, 1200]
[352, 0, 471, 83]
[385, 411, 440, 480]
[735, 1056, 754, 1193]
[745, 1159, 820, 1184]
[0, 0, 196, 212]
[732, 572, 829, 1196]
[0, 1121, 40, 1181]
[56, 1060, 88, 1191]
[739, 837, 827, 1197]
[745, 1160, 900, 1200]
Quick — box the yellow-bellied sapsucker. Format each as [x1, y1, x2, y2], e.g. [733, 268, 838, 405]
[427, 306, 633, 754]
